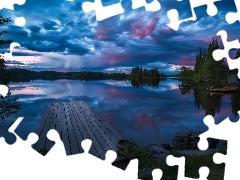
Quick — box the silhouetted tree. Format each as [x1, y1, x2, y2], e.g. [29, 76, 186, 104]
[0, 11, 12, 84]
[178, 66, 193, 79]
[0, 11, 21, 123]
[229, 49, 240, 75]
[202, 39, 227, 82]
[179, 39, 228, 83]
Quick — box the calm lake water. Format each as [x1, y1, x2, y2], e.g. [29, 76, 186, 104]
[0, 79, 238, 147]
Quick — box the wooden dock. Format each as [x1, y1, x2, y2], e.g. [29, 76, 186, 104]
[210, 87, 240, 94]
[32, 101, 123, 159]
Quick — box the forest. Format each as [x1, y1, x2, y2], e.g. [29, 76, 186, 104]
[178, 38, 239, 83]
[72, 71, 128, 80]
[177, 38, 240, 117]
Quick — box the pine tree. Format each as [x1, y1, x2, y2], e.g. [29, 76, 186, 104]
[229, 49, 240, 75]
[0, 11, 12, 84]
[202, 39, 226, 82]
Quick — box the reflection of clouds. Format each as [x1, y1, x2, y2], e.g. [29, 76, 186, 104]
[3, 79, 234, 147]
[103, 79, 180, 92]
[104, 80, 131, 87]
[11, 87, 44, 95]
[142, 79, 180, 93]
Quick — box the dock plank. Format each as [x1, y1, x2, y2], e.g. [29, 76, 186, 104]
[33, 101, 122, 158]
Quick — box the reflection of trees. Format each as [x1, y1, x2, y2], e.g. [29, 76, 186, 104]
[180, 81, 240, 117]
[230, 94, 240, 117]
[131, 78, 166, 89]
[0, 85, 21, 130]
[0, 95, 21, 120]
[179, 82, 223, 116]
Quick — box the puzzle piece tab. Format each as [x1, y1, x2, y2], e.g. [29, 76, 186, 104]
[82, 0, 125, 21]
[131, 0, 161, 12]
[0, 0, 26, 26]
[225, 0, 240, 24]
[0, 0, 25, 57]
[198, 113, 240, 180]
[166, 155, 209, 180]
[167, 0, 221, 30]
[1, 42, 21, 57]
[212, 30, 240, 78]
[82, 0, 161, 21]
[0, 85, 9, 97]
[152, 169, 163, 180]
[0, 0, 26, 10]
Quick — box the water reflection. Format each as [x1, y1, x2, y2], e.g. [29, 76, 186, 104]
[179, 81, 240, 117]
[0, 79, 237, 147]
[0, 84, 21, 143]
[131, 78, 166, 89]
[230, 94, 240, 117]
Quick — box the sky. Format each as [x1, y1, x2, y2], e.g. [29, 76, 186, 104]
[1, 0, 240, 74]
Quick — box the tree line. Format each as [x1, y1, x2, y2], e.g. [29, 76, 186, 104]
[3, 67, 167, 83]
[5, 68, 73, 82]
[72, 71, 128, 81]
[129, 66, 166, 80]
[178, 38, 236, 83]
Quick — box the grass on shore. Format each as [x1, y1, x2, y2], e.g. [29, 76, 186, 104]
[123, 143, 226, 180]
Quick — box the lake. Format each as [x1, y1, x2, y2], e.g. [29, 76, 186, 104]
[0, 78, 238, 147]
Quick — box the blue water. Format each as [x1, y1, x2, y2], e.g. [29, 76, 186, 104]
[0, 79, 237, 147]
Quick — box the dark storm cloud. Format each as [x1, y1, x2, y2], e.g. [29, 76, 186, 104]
[12, 51, 41, 56]
[5, 60, 25, 65]
[3, 0, 240, 73]
[28, 25, 41, 33]
[42, 20, 59, 30]
[6, 25, 28, 38]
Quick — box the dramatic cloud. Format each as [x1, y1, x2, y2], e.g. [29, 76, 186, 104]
[2, 0, 239, 74]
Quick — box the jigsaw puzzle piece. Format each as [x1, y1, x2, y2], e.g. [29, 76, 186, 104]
[198, 113, 240, 179]
[15, 16, 26, 26]
[152, 169, 163, 180]
[45, 129, 66, 157]
[0, 85, 9, 98]
[72, 139, 138, 180]
[198, 114, 238, 150]
[131, 0, 161, 11]
[1, 42, 21, 57]
[213, 151, 239, 179]
[212, 30, 240, 78]
[0, 0, 26, 28]
[0, 0, 26, 10]
[167, 0, 221, 30]
[82, 0, 124, 21]
[7, 117, 42, 158]
[0, 117, 43, 179]
[0, 120, 141, 180]
[166, 155, 209, 180]
[225, 0, 240, 24]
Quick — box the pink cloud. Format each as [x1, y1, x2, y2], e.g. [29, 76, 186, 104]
[103, 53, 133, 66]
[130, 17, 158, 40]
[95, 27, 114, 41]
[178, 55, 195, 66]
[132, 112, 159, 134]
[11, 87, 44, 95]
[106, 87, 132, 99]
[197, 37, 210, 44]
